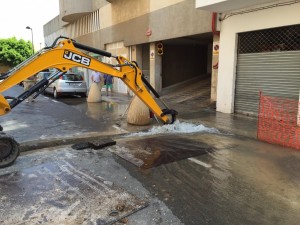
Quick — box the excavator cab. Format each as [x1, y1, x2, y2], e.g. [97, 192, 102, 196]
[0, 36, 177, 168]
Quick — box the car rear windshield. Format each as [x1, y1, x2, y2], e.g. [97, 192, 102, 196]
[44, 72, 51, 78]
[62, 74, 83, 81]
[38, 72, 51, 79]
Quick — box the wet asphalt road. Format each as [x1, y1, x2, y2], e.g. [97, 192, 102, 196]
[114, 133, 300, 225]
[1, 130, 299, 225]
[0, 86, 300, 224]
[0, 86, 132, 143]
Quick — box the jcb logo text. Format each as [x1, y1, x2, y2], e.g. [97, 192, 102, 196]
[63, 51, 91, 66]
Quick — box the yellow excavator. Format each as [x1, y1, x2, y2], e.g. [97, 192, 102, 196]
[0, 36, 177, 168]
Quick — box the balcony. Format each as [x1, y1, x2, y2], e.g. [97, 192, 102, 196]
[195, 0, 277, 12]
[60, 0, 93, 23]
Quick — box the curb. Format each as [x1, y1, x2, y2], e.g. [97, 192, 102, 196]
[19, 132, 126, 153]
[18, 117, 258, 153]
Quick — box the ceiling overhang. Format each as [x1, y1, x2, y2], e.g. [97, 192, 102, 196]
[196, 0, 277, 12]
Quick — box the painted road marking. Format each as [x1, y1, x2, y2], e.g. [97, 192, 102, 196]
[61, 160, 111, 192]
[112, 125, 128, 133]
[188, 158, 212, 168]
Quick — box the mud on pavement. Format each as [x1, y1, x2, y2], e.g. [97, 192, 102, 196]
[0, 145, 183, 225]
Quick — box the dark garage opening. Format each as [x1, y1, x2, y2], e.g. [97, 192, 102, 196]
[162, 33, 212, 88]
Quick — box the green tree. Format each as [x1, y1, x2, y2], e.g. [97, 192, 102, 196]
[0, 37, 32, 67]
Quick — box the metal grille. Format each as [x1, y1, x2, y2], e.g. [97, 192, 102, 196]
[238, 25, 300, 54]
[258, 92, 300, 151]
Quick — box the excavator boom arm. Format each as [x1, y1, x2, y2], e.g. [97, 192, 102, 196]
[0, 37, 177, 124]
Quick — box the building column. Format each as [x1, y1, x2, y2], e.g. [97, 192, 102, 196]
[131, 45, 142, 68]
[149, 42, 162, 93]
[211, 34, 220, 103]
[127, 44, 151, 125]
[129, 45, 143, 96]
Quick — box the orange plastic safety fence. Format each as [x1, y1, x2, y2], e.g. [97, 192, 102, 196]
[257, 92, 300, 150]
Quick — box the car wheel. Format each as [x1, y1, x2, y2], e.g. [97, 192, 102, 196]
[54, 89, 60, 98]
[80, 93, 87, 98]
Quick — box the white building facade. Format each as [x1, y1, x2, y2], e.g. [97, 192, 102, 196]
[196, 0, 300, 115]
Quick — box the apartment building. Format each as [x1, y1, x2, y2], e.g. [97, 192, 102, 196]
[197, 0, 300, 116]
[44, 0, 216, 100]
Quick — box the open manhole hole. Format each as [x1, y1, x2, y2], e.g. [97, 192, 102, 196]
[110, 136, 214, 169]
[71, 138, 116, 150]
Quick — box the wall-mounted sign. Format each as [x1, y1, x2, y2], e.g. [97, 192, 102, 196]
[146, 28, 152, 36]
[150, 50, 155, 59]
[213, 41, 219, 55]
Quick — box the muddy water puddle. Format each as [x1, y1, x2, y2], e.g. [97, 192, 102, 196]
[110, 136, 214, 169]
[114, 132, 300, 225]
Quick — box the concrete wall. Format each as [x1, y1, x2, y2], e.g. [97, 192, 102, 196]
[45, 0, 211, 48]
[56, 0, 211, 49]
[44, 16, 60, 37]
[162, 45, 208, 87]
[217, 1, 300, 113]
[100, 0, 184, 29]
[147, 1, 211, 43]
[100, 0, 150, 29]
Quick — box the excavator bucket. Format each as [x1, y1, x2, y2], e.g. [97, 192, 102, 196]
[0, 95, 11, 116]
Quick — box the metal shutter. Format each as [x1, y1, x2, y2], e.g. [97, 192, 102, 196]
[235, 51, 300, 115]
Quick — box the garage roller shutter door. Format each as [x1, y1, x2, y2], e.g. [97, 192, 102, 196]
[234, 51, 300, 116]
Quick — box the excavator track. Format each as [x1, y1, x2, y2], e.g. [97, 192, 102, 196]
[0, 133, 20, 168]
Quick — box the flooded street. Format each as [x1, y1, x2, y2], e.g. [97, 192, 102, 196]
[36, 96, 300, 224]
[109, 124, 300, 225]
[1, 119, 299, 224]
[1, 88, 299, 224]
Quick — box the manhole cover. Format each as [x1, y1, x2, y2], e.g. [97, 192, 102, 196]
[110, 136, 214, 168]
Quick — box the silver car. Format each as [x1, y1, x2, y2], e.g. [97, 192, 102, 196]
[36, 71, 51, 82]
[45, 73, 87, 98]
